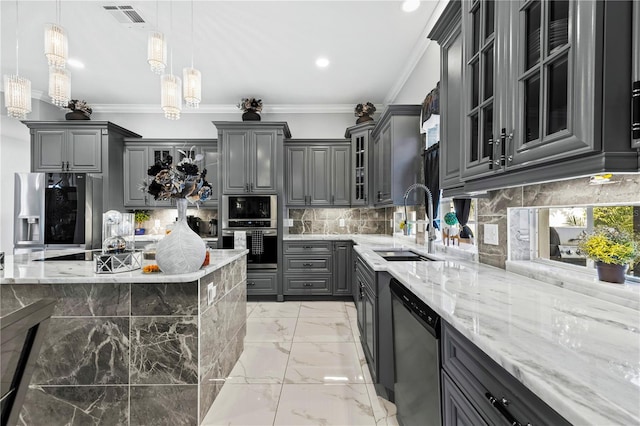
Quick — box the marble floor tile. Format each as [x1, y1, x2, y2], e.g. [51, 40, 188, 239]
[299, 301, 348, 318]
[249, 301, 301, 318]
[345, 301, 358, 320]
[246, 301, 258, 318]
[284, 342, 365, 384]
[201, 384, 281, 425]
[355, 334, 374, 384]
[274, 383, 376, 425]
[245, 317, 298, 342]
[226, 342, 291, 384]
[366, 382, 398, 425]
[293, 317, 354, 342]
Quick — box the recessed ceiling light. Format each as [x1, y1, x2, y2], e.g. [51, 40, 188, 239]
[67, 58, 85, 69]
[402, 0, 420, 13]
[315, 57, 330, 68]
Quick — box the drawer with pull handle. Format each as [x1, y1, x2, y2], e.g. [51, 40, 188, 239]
[284, 241, 332, 254]
[284, 255, 332, 273]
[284, 275, 332, 295]
[245, 271, 277, 295]
[442, 322, 571, 426]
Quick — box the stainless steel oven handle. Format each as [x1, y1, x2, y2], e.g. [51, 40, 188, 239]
[221, 229, 278, 237]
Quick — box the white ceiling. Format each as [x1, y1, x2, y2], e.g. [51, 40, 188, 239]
[1, 0, 445, 113]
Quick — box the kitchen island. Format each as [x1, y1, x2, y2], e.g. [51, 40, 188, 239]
[284, 234, 640, 426]
[0, 249, 248, 426]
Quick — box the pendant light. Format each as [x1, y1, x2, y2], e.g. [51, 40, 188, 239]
[147, 2, 166, 74]
[183, 0, 201, 108]
[44, 0, 67, 69]
[161, 0, 181, 120]
[4, 0, 32, 119]
[48, 67, 71, 107]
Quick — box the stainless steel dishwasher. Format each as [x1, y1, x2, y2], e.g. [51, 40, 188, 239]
[390, 278, 441, 426]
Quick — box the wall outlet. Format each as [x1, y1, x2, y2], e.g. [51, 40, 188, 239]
[286, 218, 294, 227]
[484, 224, 499, 245]
[339, 218, 345, 227]
[207, 283, 216, 305]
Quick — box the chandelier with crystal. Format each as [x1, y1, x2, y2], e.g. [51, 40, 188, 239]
[49, 67, 71, 107]
[4, 0, 32, 119]
[44, 23, 68, 69]
[183, 67, 201, 109]
[183, 0, 201, 108]
[147, 31, 167, 74]
[161, 73, 181, 120]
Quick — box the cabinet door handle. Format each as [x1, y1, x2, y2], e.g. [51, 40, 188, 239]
[485, 392, 522, 426]
[377, 191, 381, 201]
[488, 135, 494, 169]
[499, 128, 507, 167]
[61, 161, 65, 170]
[250, 183, 254, 192]
[302, 245, 313, 249]
[303, 282, 313, 287]
[247, 281, 256, 286]
[633, 81, 640, 140]
[331, 195, 335, 204]
[302, 262, 313, 267]
[245, 183, 249, 192]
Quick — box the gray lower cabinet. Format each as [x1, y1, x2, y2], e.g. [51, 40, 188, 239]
[285, 141, 351, 207]
[371, 105, 422, 206]
[441, 321, 570, 426]
[283, 241, 333, 295]
[332, 241, 352, 296]
[246, 270, 277, 296]
[24, 121, 142, 211]
[355, 254, 377, 381]
[429, 1, 464, 196]
[123, 139, 218, 208]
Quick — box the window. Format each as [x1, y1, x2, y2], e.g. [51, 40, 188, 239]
[513, 205, 639, 279]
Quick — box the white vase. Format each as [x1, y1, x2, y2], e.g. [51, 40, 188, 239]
[155, 198, 206, 274]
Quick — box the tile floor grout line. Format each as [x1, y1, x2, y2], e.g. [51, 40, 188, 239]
[272, 304, 300, 425]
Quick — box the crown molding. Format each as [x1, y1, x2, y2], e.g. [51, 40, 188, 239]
[384, 0, 448, 104]
[90, 103, 357, 114]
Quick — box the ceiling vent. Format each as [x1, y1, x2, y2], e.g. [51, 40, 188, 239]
[103, 5, 147, 28]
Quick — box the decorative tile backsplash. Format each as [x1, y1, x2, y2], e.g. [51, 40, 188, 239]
[288, 208, 396, 235]
[476, 175, 640, 269]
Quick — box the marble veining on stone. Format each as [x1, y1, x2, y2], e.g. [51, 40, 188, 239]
[130, 316, 198, 384]
[131, 282, 198, 316]
[0, 249, 248, 284]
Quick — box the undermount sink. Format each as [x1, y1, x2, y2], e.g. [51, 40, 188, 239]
[373, 249, 435, 262]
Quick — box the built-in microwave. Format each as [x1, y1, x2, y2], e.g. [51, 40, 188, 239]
[221, 195, 277, 229]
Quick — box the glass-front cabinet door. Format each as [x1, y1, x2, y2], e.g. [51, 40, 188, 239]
[461, 0, 497, 180]
[509, 0, 597, 167]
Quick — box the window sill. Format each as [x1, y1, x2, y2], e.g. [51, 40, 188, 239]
[506, 259, 640, 310]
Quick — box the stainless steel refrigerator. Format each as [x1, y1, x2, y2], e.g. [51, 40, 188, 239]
[14, 173, 103, 253]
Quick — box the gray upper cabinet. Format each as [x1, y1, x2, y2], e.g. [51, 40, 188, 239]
[345, 122, 376, 206]
[24, 121, 141, 211]
[285, 140, 351, 207]
[429, 1, 464, 195]
[371, 105, 422, 206]
[460, 0, 498, 181]
[123, 139, 217, 208]
[433, 0, 637, 194]
[632, 1, 640, 148]
[31, 127, 102, 173]
[214, 122, 291, 195]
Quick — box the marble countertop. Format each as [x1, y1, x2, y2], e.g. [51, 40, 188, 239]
[285, 234, 640, 426]
[0, 249, 247, 284]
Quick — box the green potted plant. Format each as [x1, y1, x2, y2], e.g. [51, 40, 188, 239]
[134, 210, 151, 235]
[578, 227, 639, 283]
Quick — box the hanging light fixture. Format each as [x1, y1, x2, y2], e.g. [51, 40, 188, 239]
[44, 0, 67, 69]
[48, 67, 71, 107]
[161, 0, 181, 120]
[4, 0, 32, 119]
[147, 2, 166, 74]
[183, 0, 201, 108]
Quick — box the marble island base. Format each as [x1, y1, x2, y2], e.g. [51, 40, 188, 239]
[0, 255, 247, 425]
